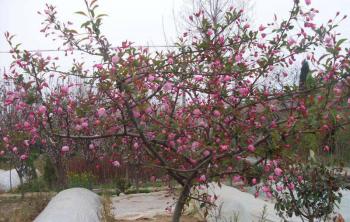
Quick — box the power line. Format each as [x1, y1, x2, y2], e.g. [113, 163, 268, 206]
[0, 45, 184, 54]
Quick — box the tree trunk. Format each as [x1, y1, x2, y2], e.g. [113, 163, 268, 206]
[19, 175, 24, 199]
[135, 168, 140, 193]
[54, 158, 68, 189]
[172, 183, 192, 222]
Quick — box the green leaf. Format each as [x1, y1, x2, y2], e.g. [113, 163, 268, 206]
[75, 11, 87, 16]
[336, 38, 347, 48]
[81, 21, 91, 28]
[97, 13, 108, 18]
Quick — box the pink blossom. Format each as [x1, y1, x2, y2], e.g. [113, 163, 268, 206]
[220, 144, 229, 152]
[12, 147, 18, 153]
[163, 82, 173, 91]
[111, 55, 120, 63]
[24, 121, 31, 128]
[20, 154, 28, 160]
[97, 107, 106, 118]
[274, 167, 283, 176]
[89, 144, 95, 150]
[347, 98, 350, 106]
[304, 22, 316, 29]
[259, 25, 266, 31]
[222, 75, 231, 82]
[24, 140, 30, 147]
[61, 145, 70, 152]
[298, 176, 303, 183]
[167, 57, 174, 65]
[148, 75, 155, 81]
[194, 75, 203, 81]
[233, 175, 241, 182]
[60, 86, 69, 95]
[81, 122, 88, 128]
[268, 175, 275, 181]
[323, 145, 330, 152]
[133, 142, 140, 149]
[207, 29, 214, 36]
[305, 0, 311, 5]
[218, 35, 225, 44]
[247, 144, 256, 152]
[112, 160, 120, 167]
[57, 107, 63, 114]
[213, 110, 221, 117]
[132, 110, 141, 118]
[235, 53, 242, 63]
[252, 178, 257, 185]
[266, 192, 272, 198]
[276, 185, 283, 192]
[287, 37, 296, 46]
[94, 64, 103, 69]
[203, 150, 210, 157]
[254, 191, 259, 198]
[198, 174, 207, 182]
[238, 87, 249, 97]
[262, 185, 270, 193]
[191, 141, 200, 150]
[75, 124, 82, 131]
[288, 183, 295, 190]
[3, 136, 9, 143]
[0, 150, 4, 156]
[38, 105, 47, 114]
[193, 109, 202, 116]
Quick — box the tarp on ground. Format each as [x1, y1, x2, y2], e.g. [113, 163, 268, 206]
[338, 189, 350, 221]
[192, 183, 301, 222]
[111, 191, 175, 220]
[0, 169, 22, 192]
[34, 188, 102, 222]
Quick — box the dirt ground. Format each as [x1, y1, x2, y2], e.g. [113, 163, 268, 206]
[115, 215, 203, 222]
[0, 193, 51, 222]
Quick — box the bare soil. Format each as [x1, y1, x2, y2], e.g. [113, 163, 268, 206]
[115, 215, 203, 222]
[0, 193, 51, 222]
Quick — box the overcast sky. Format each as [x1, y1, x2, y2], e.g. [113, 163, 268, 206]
[1, 0, 350, 70]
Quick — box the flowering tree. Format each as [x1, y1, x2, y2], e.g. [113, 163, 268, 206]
[2, 0, 350, 221]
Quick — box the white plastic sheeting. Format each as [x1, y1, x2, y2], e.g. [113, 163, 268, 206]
[338, 189, 350, 221]
[0, 169, 22, 192]
[34, 188, 102, 222]
[111, 191, 175, 220]
[193, 183, 302, 222]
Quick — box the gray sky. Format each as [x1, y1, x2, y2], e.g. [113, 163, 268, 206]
[1, 0, 350, 70]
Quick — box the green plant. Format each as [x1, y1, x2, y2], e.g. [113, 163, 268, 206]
[67, 172, 97, 189]
[273, 163, 346, 222]
[114, 178, 131, 194]
[15, 177, 49, 193]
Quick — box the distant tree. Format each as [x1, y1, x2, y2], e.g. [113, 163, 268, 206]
[299, 60, 310, 90]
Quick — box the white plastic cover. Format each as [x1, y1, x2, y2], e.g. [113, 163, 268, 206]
[0, 169, 22, 192]
[193, 183, 302, 222]
[338, 189, 350, 221]
[111, 191, 174, 220]
[34, 188, 102, 222]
